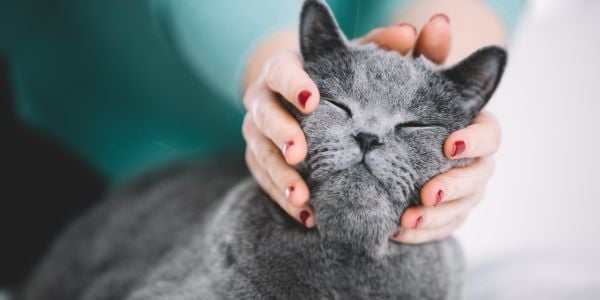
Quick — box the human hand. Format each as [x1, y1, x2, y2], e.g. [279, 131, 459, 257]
[384, 15, 503, 243]
[391, 111, 501, 243]
[244, 14, 478, 230]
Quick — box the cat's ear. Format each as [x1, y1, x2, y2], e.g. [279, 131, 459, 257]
[300, 0, 348, 61]
[442, 46, 507, 114]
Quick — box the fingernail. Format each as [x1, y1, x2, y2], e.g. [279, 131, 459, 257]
[397, 22, 417, 35]
[434, 189, 444, 206]
[281, 140, 294, 157]
[414, 216, 423, 229]
[285, 186, 295, 202]
[298, 90, 311, 108]
[391, 228, 403, 239]
[300, 210, 310, 227]
[451, 141, 466, 157]
[430, 13, 450, 24]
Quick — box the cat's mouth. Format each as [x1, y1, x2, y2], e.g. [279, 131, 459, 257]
[359, 161, 377, 180]
[355, 161, 393, 196]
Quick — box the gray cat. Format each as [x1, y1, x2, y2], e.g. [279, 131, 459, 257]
[19, 0, 506, 299]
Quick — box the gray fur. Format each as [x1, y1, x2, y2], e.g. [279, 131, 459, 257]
[20, 0, 506, 299]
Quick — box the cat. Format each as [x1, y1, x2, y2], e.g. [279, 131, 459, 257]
[19, 0, 506, 299]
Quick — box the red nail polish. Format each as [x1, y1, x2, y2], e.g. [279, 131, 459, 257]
[414, 216, 423, 229]
[397, 22, 417, 35]
[431, 13, 450, 24]
[452, 141, 466, 157]
[281, 140, 294, 157]
[298, 90, 311, 108]
[300, 210, 310, 226]
[434, 189, 444, 206]
[285, 186, 295, 201]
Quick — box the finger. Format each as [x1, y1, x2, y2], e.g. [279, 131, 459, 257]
[413, 13, 451, 64]
[392, 213, 467, 244]
[355, 24, 417, 54]
[246, 86, 308, 165]
[444, 111, 502, 159]
[263, 52, 320, 113]
[242, 114, 310, 208]
[400, 192, 481, 230]
[420, 156, 495, 207]
[245, 148, 315, 228]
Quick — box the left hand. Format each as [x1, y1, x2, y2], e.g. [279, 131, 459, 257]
[391, 111, 501, 243]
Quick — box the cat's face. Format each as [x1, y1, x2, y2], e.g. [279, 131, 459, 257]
[294, 0, 506, 250]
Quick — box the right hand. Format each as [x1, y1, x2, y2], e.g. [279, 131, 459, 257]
[242, 15, 451, 228]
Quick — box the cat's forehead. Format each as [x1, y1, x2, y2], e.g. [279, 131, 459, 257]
[348, 47, 426, 104]
[309, 44, 432, 109]
[351, 46, 423, 79]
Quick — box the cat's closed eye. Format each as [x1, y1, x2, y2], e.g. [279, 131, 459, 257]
[323, 99, 352, 118]
[394, 121, 445, 132]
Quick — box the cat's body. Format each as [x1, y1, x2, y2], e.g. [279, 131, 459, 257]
[20, 1, 506, 299]
[21, 162, 462, 300]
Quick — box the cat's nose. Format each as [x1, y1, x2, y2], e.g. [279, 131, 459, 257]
[353, 132, 382, 153]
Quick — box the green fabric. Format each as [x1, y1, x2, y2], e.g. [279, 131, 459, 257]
[1, 0, 525, 183]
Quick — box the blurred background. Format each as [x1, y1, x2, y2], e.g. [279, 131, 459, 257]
[1, 0, 599, 299]
[456, 0, 600, 298]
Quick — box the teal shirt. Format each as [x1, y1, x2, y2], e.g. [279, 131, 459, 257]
[1, 0, 525, 183]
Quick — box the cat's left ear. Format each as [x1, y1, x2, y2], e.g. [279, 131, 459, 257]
[300, 0, 348, 62]
[442, 46, 507, 115]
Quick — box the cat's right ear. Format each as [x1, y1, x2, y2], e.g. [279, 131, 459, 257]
[300, 0, 348, 61]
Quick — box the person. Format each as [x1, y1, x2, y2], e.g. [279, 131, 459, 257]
[0, 0, 525, 286]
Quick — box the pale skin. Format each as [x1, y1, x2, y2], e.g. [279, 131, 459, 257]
[243, 0, 505, 244]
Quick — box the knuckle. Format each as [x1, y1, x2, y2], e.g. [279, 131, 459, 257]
[242, 83, 258, 110]
[252, 97, 270, 131]
[241, 114, 253, 139]
[242, 94, 252, 110]
[244, 149, 254, 166]
[246, 151, 263, 181]
[242, 92, 252, 111]
[265, 55, 289, 83]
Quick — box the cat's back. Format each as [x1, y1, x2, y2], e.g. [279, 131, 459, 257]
[19, 159, 248, 300]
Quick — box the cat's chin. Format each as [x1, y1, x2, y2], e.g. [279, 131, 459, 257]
[310, 166, 399, 252]
[336, 161, 397, 203]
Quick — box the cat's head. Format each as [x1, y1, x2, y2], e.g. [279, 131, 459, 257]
[292, 0, 506, 251]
